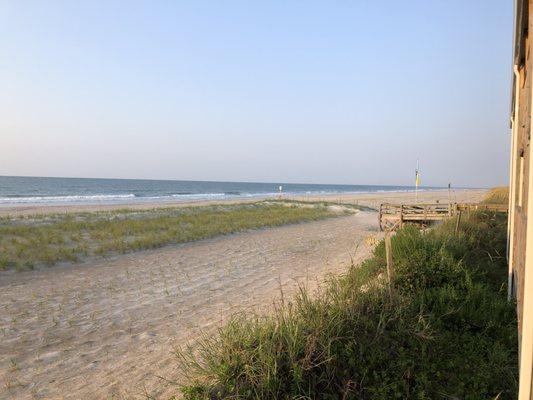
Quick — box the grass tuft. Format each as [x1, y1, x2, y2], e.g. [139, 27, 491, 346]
[483, 187, 509, 204]
[177, 212, 518, 399]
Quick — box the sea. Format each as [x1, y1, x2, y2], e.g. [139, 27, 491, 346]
[0, 176, 437, 206]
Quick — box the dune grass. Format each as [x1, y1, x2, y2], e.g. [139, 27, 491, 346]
[177, 212, 517, 399]
[271, 198, 376, 212]
[0, 202, 346, 271]
[483, 186, 509, 204]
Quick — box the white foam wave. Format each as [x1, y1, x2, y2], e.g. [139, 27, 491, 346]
[0, 194, 136, 204]
[0, 187, 449, 206]
[171, 193, 227, 199]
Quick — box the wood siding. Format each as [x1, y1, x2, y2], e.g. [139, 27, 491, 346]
[510, 1, 533, 399]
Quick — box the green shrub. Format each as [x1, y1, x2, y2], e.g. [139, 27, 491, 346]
[178, 212, 518, 399]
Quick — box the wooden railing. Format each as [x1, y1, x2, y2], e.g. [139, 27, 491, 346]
[456, 203, 508, 213]
[379, 202, 508, 231]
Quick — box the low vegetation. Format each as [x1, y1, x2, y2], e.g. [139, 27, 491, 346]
[178, 212, 518, 399]
[0, 202, 348, 271]
[272, 198, 375, 212]
[483, 186, 509, 204]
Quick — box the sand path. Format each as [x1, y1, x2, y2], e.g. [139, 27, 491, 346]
[0, 211, 378, 399]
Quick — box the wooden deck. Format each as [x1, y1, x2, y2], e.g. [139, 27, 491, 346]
[378, 203, 508, 231]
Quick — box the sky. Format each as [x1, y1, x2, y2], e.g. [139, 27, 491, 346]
[0, 1, 513, 187]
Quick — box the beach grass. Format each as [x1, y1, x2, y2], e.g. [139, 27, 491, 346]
[483, 186, 509, 204]
[177, 211, 517, 399]
[271, 198, 376, 211]
[0, 201, 349, 271]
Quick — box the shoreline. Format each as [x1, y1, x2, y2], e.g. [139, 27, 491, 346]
[0, 188, 487, 217]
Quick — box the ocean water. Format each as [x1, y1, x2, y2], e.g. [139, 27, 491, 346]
[0, 176, 433, 206]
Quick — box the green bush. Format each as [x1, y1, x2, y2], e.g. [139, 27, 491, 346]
[178, 212, 518, 399]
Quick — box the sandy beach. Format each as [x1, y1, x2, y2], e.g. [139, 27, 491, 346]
[0, 188, 486, 217]
[0, 189, 485, 399]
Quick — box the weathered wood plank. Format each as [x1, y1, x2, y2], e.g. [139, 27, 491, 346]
[378, 202, 508, 232]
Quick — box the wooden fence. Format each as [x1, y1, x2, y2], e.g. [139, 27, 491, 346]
[379, 202, 508, 231]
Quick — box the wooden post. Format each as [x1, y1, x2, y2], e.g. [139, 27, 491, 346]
[379, 204, 383, 231]
[385, 231, 394, 294]
[509, 67, 521, 303]
[400, 204, 404, 229]
[455, 211, 462, 236]
[448, 183, 452, 208]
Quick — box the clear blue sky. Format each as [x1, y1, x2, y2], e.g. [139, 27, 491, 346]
[0, 1, 513, 187]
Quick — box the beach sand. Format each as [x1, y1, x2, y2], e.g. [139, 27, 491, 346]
[0, 188, 486, 217]
[0, 189, 486, 399]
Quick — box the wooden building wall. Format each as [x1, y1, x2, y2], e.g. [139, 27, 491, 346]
[510, 1, 533, 398]
[510, 8, 532, 337]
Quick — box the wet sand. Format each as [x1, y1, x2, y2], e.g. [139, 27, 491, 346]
[0, 189, 486, 399]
